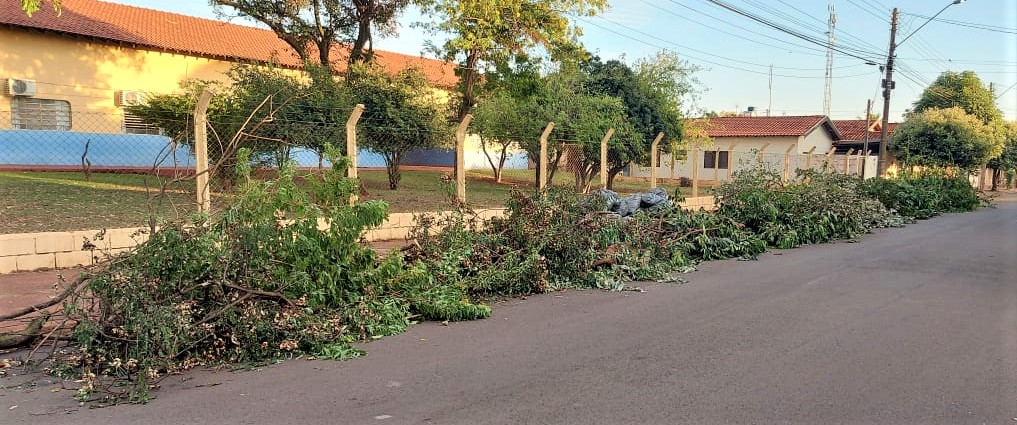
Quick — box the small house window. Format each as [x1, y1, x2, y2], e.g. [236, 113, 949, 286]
[704, 151, 729, 169]
[11, 98, 71, 130]
[123, 112, 162, 135]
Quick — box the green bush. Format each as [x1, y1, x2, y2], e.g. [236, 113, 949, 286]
[862, 171, 981, 219]
[63, 146, 488, 403]
[716, 168, 905, 249]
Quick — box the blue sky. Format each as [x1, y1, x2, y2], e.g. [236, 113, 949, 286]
[118, 0, 1015, 121]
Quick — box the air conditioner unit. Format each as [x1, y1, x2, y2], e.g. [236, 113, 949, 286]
[115, 90, 146, 106]
[5, 78, 37, 96]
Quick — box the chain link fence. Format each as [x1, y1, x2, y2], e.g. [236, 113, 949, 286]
[1, 106, 873, 236]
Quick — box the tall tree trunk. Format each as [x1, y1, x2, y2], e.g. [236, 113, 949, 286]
[480, 136, 499, 182]
[457, 50, 479, 120]
[385, 152, 402, 190]
[350, 1, 373, 65]
[606, 165, 625, 190]
[310, 0, 332, 70]
[496, 145, 508, 183]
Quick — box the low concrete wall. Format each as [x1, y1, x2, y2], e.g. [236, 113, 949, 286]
[1, 200, 714, 274]
[678, 196, 716, 211]
[0, 209, 509, 274]
[0, 227, 146, 274]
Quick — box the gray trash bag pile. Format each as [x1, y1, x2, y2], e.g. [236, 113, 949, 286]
[595, 187, 673, 217]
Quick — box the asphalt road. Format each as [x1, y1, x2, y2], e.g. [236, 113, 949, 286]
[3, 197, 1016, 424]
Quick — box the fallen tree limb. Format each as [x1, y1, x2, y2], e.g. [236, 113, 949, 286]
[0, 313, 49, 349]
[0, 276, 87, 321]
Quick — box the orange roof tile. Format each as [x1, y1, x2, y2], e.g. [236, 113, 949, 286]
[694, 115, 840, 138]
[0, 0, 457, 87]
[832, 119, 898, 141]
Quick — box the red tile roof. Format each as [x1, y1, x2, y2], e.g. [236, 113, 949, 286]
[694, 115, 840, 138]
[0, 0, 457, 87]
[832, 119, 899, 141]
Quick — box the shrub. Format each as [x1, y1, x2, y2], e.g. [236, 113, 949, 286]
[861, 171, 981, 219]
[716, 167, 905, 249]
[62, 146, 488, 403]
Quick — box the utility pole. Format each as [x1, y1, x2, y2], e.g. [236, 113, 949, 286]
[877, 7, 898, 177]
[863, 99, 872, 176]
[768, 64, 773, 116]
[823, 4, 836, 116]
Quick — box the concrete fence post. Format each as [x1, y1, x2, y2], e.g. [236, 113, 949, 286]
[726, 142, 736, 181]
[804, 146, 817, 170]
[345, 104, 365, 179]
[650, 132, 663, 189]
[757, 143, 770, 165]
[539, 122, 554, 190]
[455, 114, 473, 203]
[193, 89, 213, 214]
[599, 128, 615, 190]
[691, 144, 700, 198]
[825, 147, 836, 172]
[844, 149, 855, 174]
[783, 144, 795, 182]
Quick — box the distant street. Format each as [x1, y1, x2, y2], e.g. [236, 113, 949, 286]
[4, 195, 1016, 424]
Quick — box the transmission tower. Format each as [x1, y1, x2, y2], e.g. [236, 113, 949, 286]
[823, 4, 836, 116]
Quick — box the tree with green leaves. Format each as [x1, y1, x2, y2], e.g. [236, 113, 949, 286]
[534, 65, 639, 192]
[349, 64, 451, 189]
[212, 0, 411, 69]
[472, 92, 542, 183]
[21, 0, 59, 16]
[890, 107, 1002, 172]
[987, 122, 1017, 190]
[912, 71, 1003, 126]
[584, 52, 696, 187]
[417, 0, 607, 119]
[127, 64, 352, 184]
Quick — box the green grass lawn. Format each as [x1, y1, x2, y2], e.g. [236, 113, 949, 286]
[0, 168, 696, 234]
[0, 171, 198, 234]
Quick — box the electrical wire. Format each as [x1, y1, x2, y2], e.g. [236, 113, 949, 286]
[701, 0, 884, 63]
[576, 15, 874, 80]
[899, 11, 1017, 34]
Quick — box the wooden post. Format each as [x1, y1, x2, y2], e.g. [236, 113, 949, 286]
[825, 147, 836, 172]
[455, 114, 473, 203]
[844, 149, 855, 174]
[539, 122, 554, 189]
[193, 89, 212, 214]
[691, 144, 700, 198]
[726, 142, 736, 181]
[599, 128, 615, 190]
[782, 144, 795, 182]
[804, 146, 816, 170]
[650, 132, 663, 189]
[345, 104, 364, 179]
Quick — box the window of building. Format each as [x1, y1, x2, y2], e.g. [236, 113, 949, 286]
[704, 150, 729, 169]
[10, 97, 71, 130]
[123, 112, 162, 135]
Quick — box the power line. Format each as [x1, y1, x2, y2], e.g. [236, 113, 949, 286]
[995, 82, 1017, 99]
[576, 15, 876, 80]
[702, 0, 884, 64]
[587, 15, 850, 72]
[651, 0, 831, 57]
[737, 0, 888, 56]
[899, 11, 1017, 34]
[845, 0, 889, 23]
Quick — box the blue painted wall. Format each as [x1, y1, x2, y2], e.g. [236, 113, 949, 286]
[0, 130, 527, 170]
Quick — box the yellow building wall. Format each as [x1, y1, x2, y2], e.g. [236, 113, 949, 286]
[1, 27, 457, 136]
[0, 27, 247, 132]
